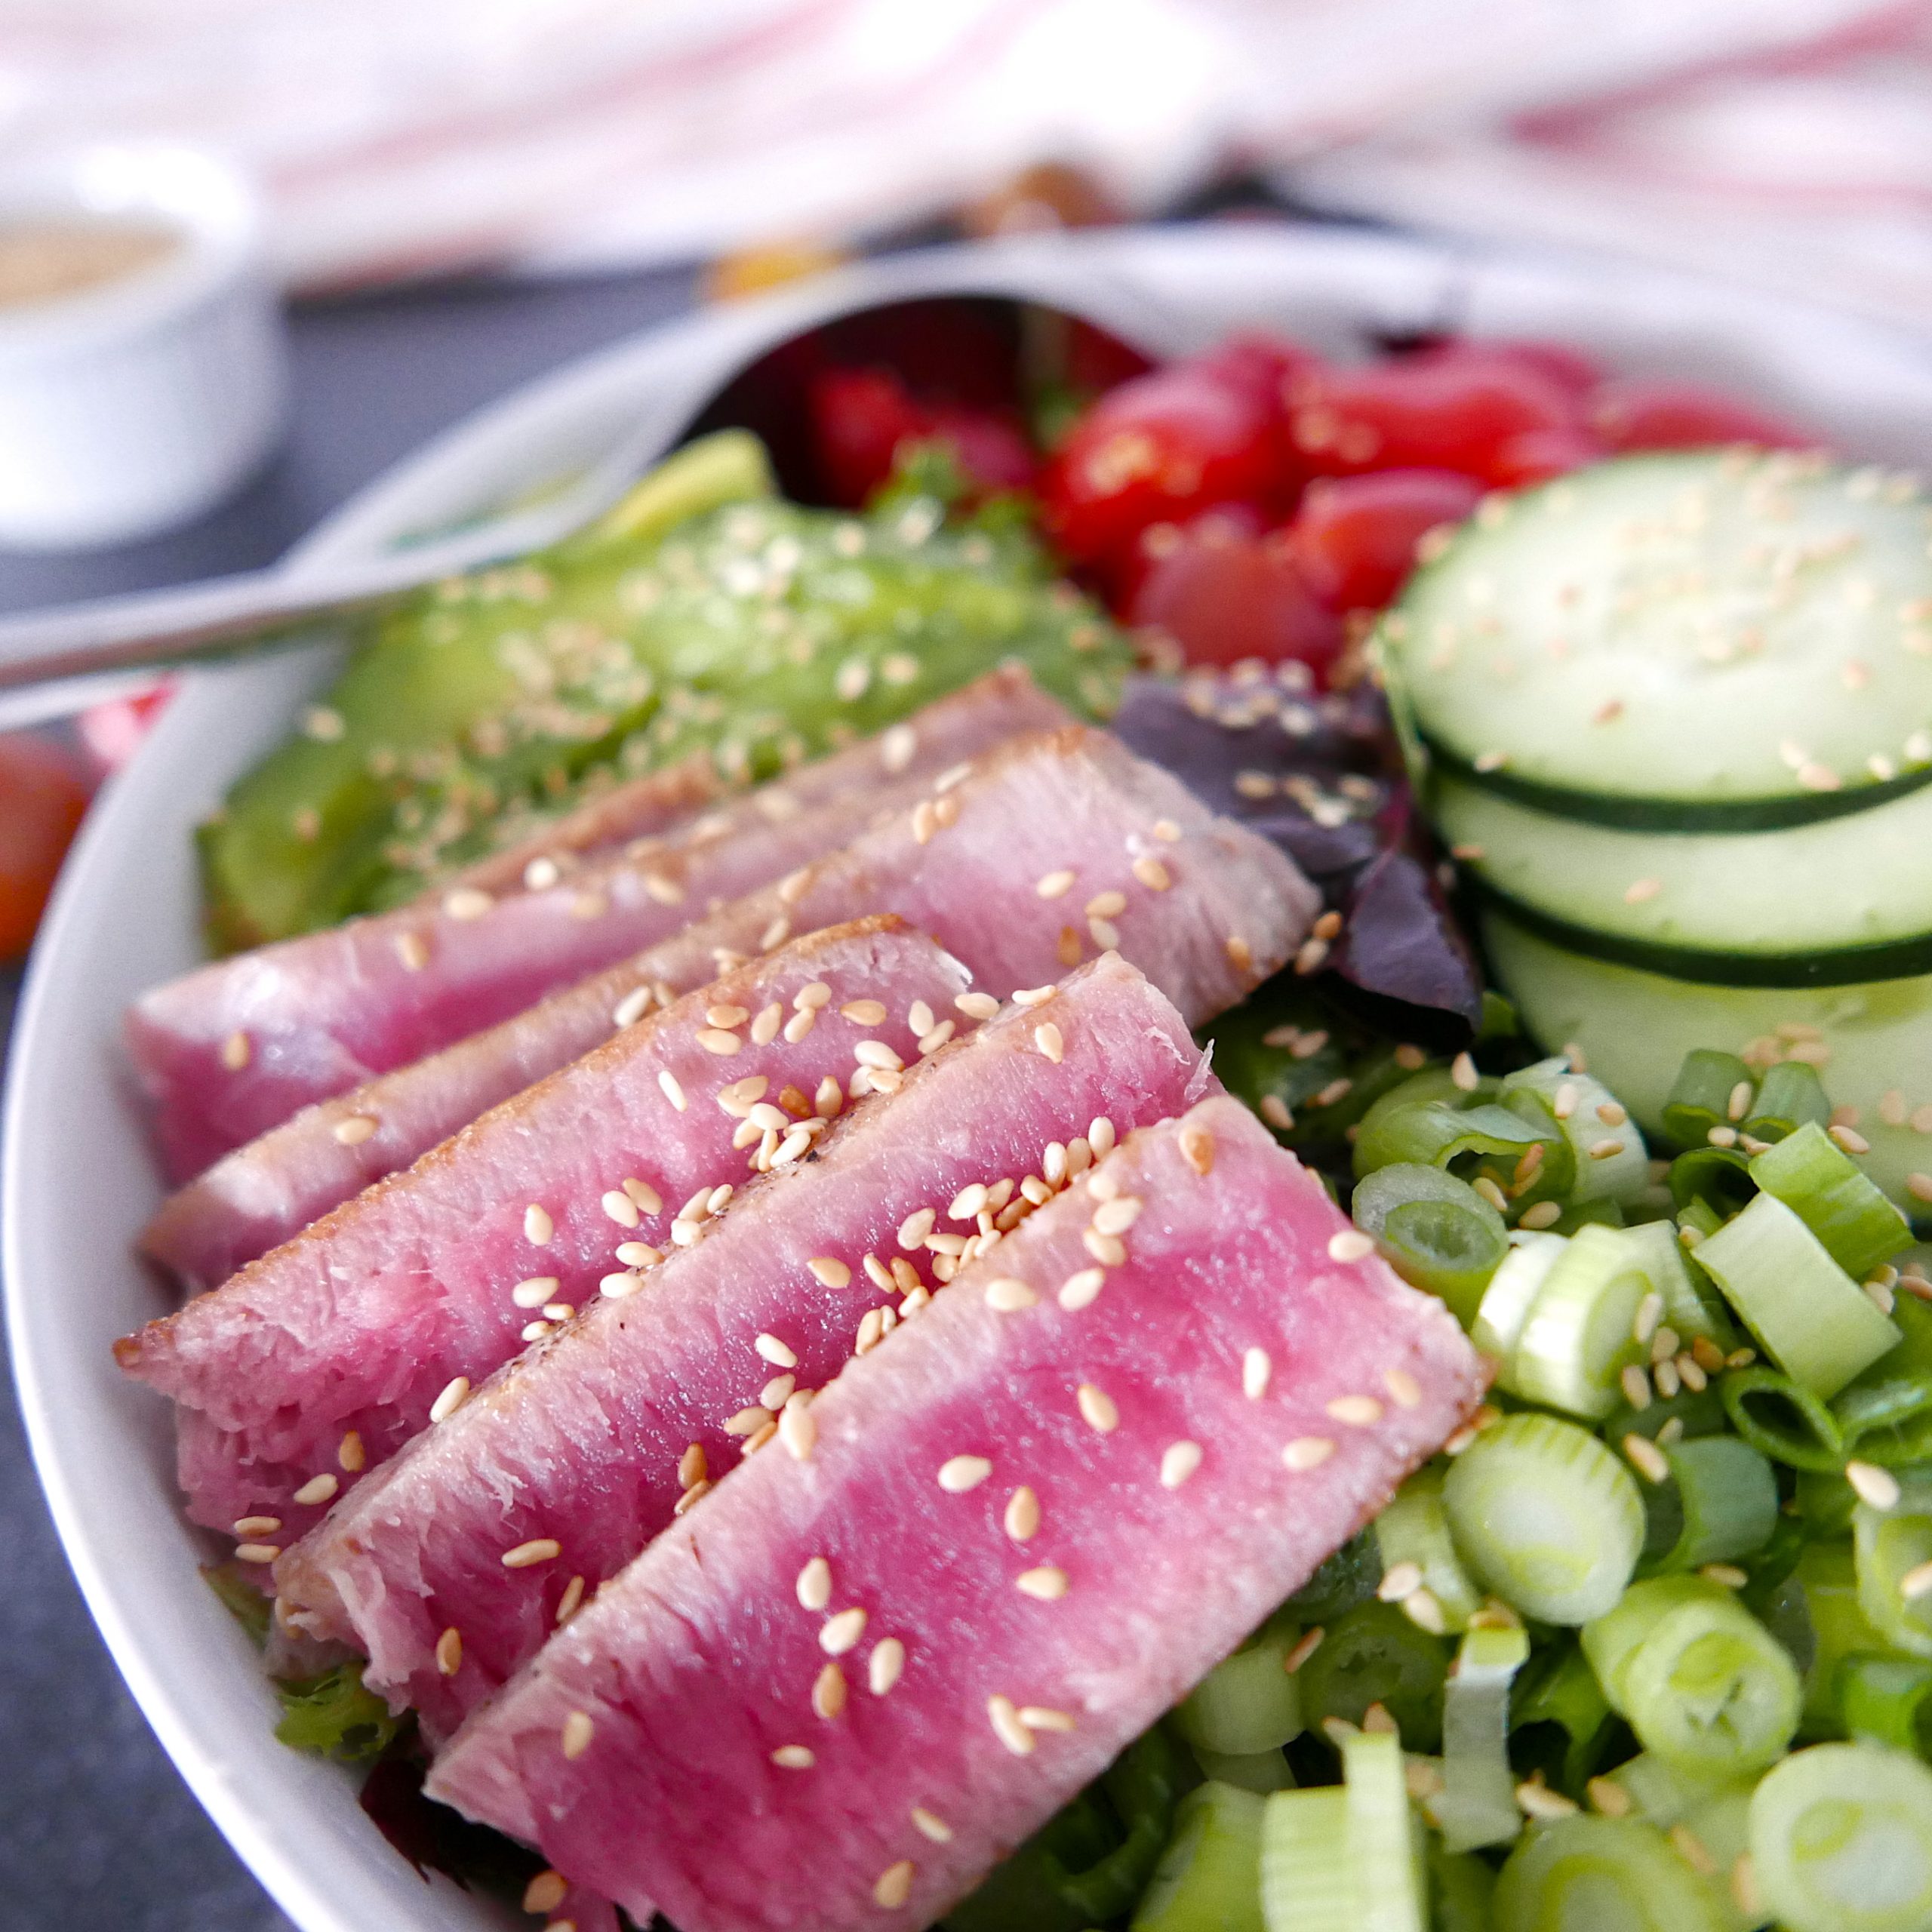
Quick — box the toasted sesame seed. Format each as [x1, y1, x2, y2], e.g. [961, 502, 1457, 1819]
[1057, 1266, 1106, 1312]
[726, 1405, 774, 1437]
[657, 1069, 688, 1112]
[1518, 1199, 1561, 1229]
[985, 1276, 1038, 1312]
[1076, 1384, 1119, 1432]
[1900, 1559, 1932, 1601]
[1623, 1434, 1670, 1484]
[1282, 1438, 1335, 1471]
[338, 1430, 365, 1472]
[1327, 1229, 1375, 1264]
[235, 1543, 280, 1564]
[502, 1537, 561, 1569]
[1226, 934, 1254, 972]
[332, 1114, 377, 1146]
[429, 1376, 471, 1423]
[1035, 869, 1076, 900]
[596, 1189, 641, 1232]
[1091, 1195, 1142, 1237]
[1017, 1565, 1069, 1601]
[760, 1375, 797, 1412]
[771, 1744, 816, 1769]
[755, 1332, 798, 1370]
[1384, 1367, 1422, 1410]
[820, 1608, 868, 1655]
[1032, 1022, 1065, 1065]
[813, 1661, 848, 1719]
[696, 1027, 743, 1057]
[874, 1860, 915, 1910]
[869, 1636, 907, 1696]
[939, 1455, 992, 1493]
[1160, 1441, 1203, 1489]
[897, 1208, 937, 1250]
[1243, 1348, 1272, 1401]
[1589, 1137, 1627, 1161]
[910, 1807, 952, 1843]
[1004, 1487, 1041, 1542]
[988, 1694, 1034, 1755]
[553, 1574, 586, 1624]
[1284, 1627, 1324, 1673]
[232, 1516, 281, 1537]
[219, 1029, 253, 1074]
[524, 1872, 569, 1915]
[1327, 1395, 1383, 1426]
[1620, 1364, 1654, 1411]
[1020, 1706, 1076, 1733]
[780, 1402, 817, 1460]
[559, 1710, 595, 1760]
[1081, 1228, 1127, 1268]
[1848, 1460, 1902, 1510]
[1013, 985, 1056, 1008]
[434, 1627, 463, 1676]
[1516, 1779, 1579, 1820]
[955, 991, 1000, 1022]
[1086, 891, 1128, 921]
[1179, 1124, 1216, 1176]
[1449, 1052, 1479, 1093]
[292, 1472, 339, 1509]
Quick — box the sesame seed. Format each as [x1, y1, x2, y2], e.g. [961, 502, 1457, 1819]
[780, 1402, 817, 1460]
[429, 1377, 471, 1423]
[726, 1405, 774, 1437]
[1623, 1434, 1670, 1484]
[813, 1661, 848, 1719]
[1057, 1266, 1106, 1312]
[658, 1070, 688, 1112]
[1226, 935, 1254, 972]
[554, 1574, 586, 1623]
[1013, 985, 1056, 1008]
[1848, 1460, 1902, 1510]
[524, 1872, 568, 1915]
[502, 1538, 561, 1569]
[866, 1636, 907, 1697]
[755, 1333, 799, 1370]
[761, 1374, 797, 1411]
[1153, 817, 1183, 842]
[820, 1608, 868, 1655]
[988, 1695, 1034, 1755]
[697, 1028, 743, 1057]
[1086, 891, 1128, 921]
[1032, 1023, 1065, 1065]
[1082, 1229, 1127, 1267]
[1378, 1561, 1426, 1603]
[874, 1860, 915, 1910]
[598, 1188, 641, 1231]
[1384, 1367, 1421, 1410]
[1282, 1438, 1335, 1471]
[1020, 1706, 1077, 1733]
[1623, 878, 1662, 905]
[234, 1543, 279, 1564]
[1327, 1395, 1383, 1426]
[1620, 1364, 1654, 1411]
[1450, 1052, 1479, 1093]
[292, 1472, 339, 1508]
[338, 1431, 365, 1472]
[1076, 1384, 1119, 1432]
[1243, 1348, 1272, 1400]
[1326, 1229, 1375, 1264]
[955, 991, 1000, 1022]
[771, 1744, 815, 1769]
[219, 1030, 253, 1073]
[939, 1455, 992, 1493]
[561, 1711, 594, 1759]
[1002, 1487, 1041, 1543]
[232, 1516, 280, 1537]
[1035, 869, 1076, 900]
[1516, 1780, 1579, 1820]
[332, 1115, 377, 1146]
[911, 1807, 952, 1843]
[1900, 1560, 1932, 1601]
[1017, 1565, 1069, 1601]
[1091, 1196, 1142, 1237]
[1160, 1441, 1203, 1489]
[1589, 1137, 1627, 1161]
[986, 1276, 1038, 1312]
[435, 1627, 463, 1675]
[899, 1208, 937, 1249]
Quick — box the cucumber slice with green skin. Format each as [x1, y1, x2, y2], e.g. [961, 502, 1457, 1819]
[1379, 449, 1932, 820]
[1434, 768, 1932, 965]
[1481, 906, 1932, 1217]
[1132, 1782, 1267, 1932]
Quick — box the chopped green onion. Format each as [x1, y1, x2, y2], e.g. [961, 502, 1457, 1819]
[1375, 1465, 1484, 1634]
[1354, 1100, 1564, 1193]
[1284, 1532, 1383, 1623]
[1131, 1781, 1266, 1932]
[1509, 1639, 1615, 1795]
[1741, 1061, 1832, 1146]
[1672, 1787, 1755, 1930]
[1597, 1752, 1751, 1829]
[1294, 1601, 1448, 1753]
[1669, 1146, 1757, 1220]
[1259, 1790, 1353, 1932]
[1749, 1743, 1932, 1932]
[1795, 1467, 1862, 1538]
[1835, 1292, 1932, 1469]
[1854, 1469, 1932, 1660]
[1838, 1654, 1932, 1758]
[1435, 1623, 1531, 1854]
[1427, 1841, 1498, 1932]
[1721, 1366, 1846, 1472]
[1503, 1057, 1651, 1204]
[1693, 1193, 1901, 1399]
[1638, 1436, 1780, 1577]
[1506, 1223, 1651, 1420]
[1494, 1814, 1730, 1932]
[1352, 1163, 1509, 1324]
[1472, 1232, 1569, 1364]
[1352, 1069, 1498, 1178]
[1339, 1727, 1426, 1932]
[1791, 1540, 1886, 1736]
[1624, 1218, 1737, 1348]
[1443, 1412, 1644, 1626]
[1749, 1122, 1912, 1283]
[1189, 1745, 1297, 1794]
[1663, 1051, 1755, 1152]
[1177, 1617, 1305, 1755]
[272, 1661, 402, 1761]
[1583, 1577, 1801, 1775]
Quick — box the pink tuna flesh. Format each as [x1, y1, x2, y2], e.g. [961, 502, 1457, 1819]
[425, 1097, 1487, 1932]
[275, 952, 1212, 1741]
[130, 668, 1071, 1181]
[141, 722, 1315, 1289]
[116, 919, 977, 1543]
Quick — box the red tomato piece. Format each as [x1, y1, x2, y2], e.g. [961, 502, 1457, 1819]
[1038, 367, 1283, 567]
[78, 680, 174, 775]
[1415, 337, 1603, 401]
[1287, 352, 1578, 486]
[1485, 426, 1609, 488]
[1288, 469, 1484, 612]
[1591, 380, 1817, 452]
[0, 733, 90, 961]
[1127, 521, 1345, 679]
[1064, 318, 1155, 397]
[808, 367, 928, 506]
[921, 404, 1036, 496]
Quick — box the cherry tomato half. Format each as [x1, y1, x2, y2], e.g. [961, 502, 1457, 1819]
[807, 368, 1034, 506]
[1414, 336, 1604, 401]
[1288, 469, 1484, 613]
[0, 733, 90, 961]
[1128, 518, 1345, 680]
[1287, 350, 1579, 486]
[1485, 426, 1610, 488]
[1038, 365, 1284, 568]
[1591, 380, 1816, 453]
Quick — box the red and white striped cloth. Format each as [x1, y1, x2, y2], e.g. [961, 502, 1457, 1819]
[0, 0, 1913, 319]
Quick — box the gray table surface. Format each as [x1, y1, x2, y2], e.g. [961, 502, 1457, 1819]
[0, 262, 698, 1930]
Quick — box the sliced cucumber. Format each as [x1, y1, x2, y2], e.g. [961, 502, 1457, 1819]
[1435, 768, 1932, 967]
[1380, 450, 1932, 820]
[1481, 906, 1932, 1216]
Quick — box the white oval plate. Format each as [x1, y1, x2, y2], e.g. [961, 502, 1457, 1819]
[9, 225, 1932, 1932]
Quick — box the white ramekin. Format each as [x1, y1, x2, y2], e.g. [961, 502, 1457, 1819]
[0, 144, 288, 550]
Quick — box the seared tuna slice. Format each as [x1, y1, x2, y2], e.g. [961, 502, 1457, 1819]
[275, 955, 1211, 1741]
[130, 668, 1072, 1181]
[116, 920, 978, 1543]
[425, 1097, 1485, 1931]
[142, 723, 1315, 1287]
